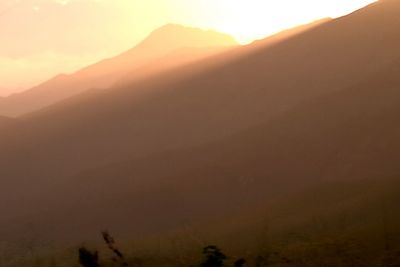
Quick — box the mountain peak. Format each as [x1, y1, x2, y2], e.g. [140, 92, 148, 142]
[152, 23, 192, 32]
[134, 24, 237, 53]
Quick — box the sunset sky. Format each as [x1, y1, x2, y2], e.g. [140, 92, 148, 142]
[0, 0, 377, 96]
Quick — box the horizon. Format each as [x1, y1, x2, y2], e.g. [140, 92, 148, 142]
[0, 0, 377, 96]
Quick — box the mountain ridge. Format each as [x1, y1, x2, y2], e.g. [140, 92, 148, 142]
[0, 24, 237, 117]
[1, 0, 399, 189]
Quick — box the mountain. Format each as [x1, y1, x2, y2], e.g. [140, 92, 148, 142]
[0, 115, 15, 130]
[1, 0, 400, 244]
[0, 87, 23, 97]
[0, 24, 237, 117]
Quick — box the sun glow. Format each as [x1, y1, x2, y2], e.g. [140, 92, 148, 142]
[183, 0, 378, 43]
[0, 0, 378, 94]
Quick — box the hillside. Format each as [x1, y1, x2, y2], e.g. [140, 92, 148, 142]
[5, 57, 400, 243]
[0, 24, 237, 117]
[5, 177, 400, 267]
[1, 0, 400, 249]
[1, 1, 397, 187]
[0, 115, 15, 129]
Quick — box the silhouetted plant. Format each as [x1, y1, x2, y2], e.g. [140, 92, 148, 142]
[233, 258, 246, 267]
[102, 230, 129, 266]
[79, 247, 100, 267]
[200, 246, 227, 267]
[78, 234, 248, 267]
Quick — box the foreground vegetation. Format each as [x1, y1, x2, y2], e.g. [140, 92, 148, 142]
[2, 178, 400, 267]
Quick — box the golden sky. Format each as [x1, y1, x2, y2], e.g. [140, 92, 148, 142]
[0, 0, 377, 95]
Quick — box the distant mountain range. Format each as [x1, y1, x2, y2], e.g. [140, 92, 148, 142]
[0, 24, 237, 117]
[1, 0, 400, 249]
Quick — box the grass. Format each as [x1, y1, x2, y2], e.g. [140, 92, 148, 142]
[2, 177, 400, 266]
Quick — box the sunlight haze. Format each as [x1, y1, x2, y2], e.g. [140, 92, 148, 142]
[0, 0, 377, 95]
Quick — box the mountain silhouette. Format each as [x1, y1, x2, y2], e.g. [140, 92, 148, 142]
[1, 0, 400, 243]
[0, 24, 237, 117]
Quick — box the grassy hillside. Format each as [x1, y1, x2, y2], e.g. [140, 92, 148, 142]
[3, 177, 400, 267]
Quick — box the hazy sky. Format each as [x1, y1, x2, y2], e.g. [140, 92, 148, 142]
[0, 0, 377, 96]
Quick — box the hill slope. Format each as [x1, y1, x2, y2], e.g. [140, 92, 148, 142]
[1, 1, 397, 185]
[0, 24, 237, 117]
[0, 116, 15, 129]
[1, 0, 400, 244]
[3, 54, 400, 244]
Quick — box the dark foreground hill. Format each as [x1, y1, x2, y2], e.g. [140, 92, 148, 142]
[4, 166, 400, 267]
